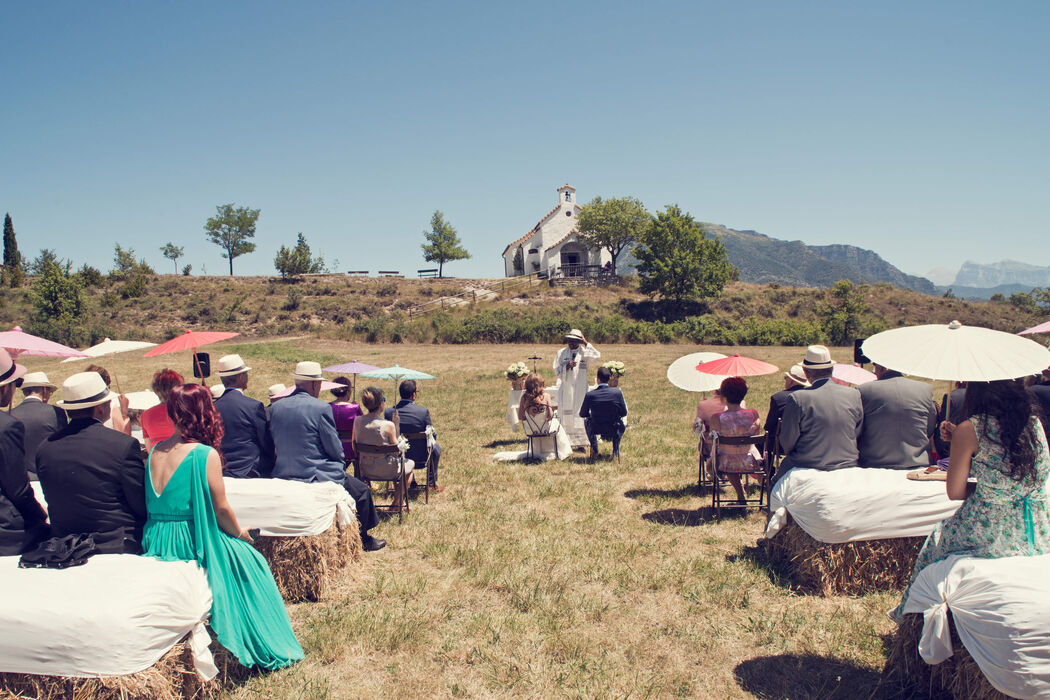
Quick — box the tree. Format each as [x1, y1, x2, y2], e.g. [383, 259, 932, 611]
[274, 233, 325, 280]
[633, 205, 734, 302]
[204, 203, 260, 276]
[3, 213, 23, 288]
[30, 249, 60, 275]
[110, 243, 155, 281]
[1031, 287, 1050, 314]
[818, 280, 869, 345]
[160, 242, 184, 273]
[28, 256, 86, 346]
[575, 196, 649, 272]
[421, 211, 470, 278]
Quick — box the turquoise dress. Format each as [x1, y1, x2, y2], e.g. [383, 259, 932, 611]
[143, 443, 303, 669]
[892, 416, 1050, 620]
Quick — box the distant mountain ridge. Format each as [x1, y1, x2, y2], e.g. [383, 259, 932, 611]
[953, 260, 1050, 288]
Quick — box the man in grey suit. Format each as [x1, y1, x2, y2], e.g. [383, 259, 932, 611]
[11, 372, 66, 480]
[777, 346, 864, 480]
[269, 361, 385, 552]
[857, 364, 937, 469]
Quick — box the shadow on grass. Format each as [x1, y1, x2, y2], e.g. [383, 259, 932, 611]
[642, 506, 748, 527]
[734, 653, 884, 699]
[624, 485, 703, 500]
[726, 542, 799, 593]
[482, 439, 523, 448]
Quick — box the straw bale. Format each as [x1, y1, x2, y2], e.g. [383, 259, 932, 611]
[765, 518, 924, 596]
[880, 613, 1008, 700]
[252, 515, 362, 602]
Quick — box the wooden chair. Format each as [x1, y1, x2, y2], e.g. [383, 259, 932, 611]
[710, 433, 768, 517]
[401, 431, 433, 504]
[522, 410, 558, 463]
[353, 441, 411, 522]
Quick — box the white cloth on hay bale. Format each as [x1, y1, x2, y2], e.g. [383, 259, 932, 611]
[507, 388, 523, 432]
[901, 553, 1050, 699]
[0, 554, 216, 679]
[765, 467, 960, 543]
[221, 478, 355, 536]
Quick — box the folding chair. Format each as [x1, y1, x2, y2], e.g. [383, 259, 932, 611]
[586, 419, 623, 462]
[710, 433, 768, 517]
[522, 410, 558, 463]
[401, 431, 433, 504]
[762, 418, 784, 511]
[353, 441, 411, 522]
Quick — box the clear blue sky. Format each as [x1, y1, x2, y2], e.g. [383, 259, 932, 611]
[3, 1, 1047, 280]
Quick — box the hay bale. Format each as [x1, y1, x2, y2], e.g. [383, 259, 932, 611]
[252, 515, 362, 602]
[765, 518, 924, 596]
[881, 613, 1009, 700]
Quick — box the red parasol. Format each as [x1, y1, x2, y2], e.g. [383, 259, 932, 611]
[695, 354, 779, 377]
[145, 330, 240, 357]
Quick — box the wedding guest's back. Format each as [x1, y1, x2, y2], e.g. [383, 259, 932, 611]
[0, 351, 48, 555]
[857, 364, 937, 469]
[213, 354, 274, 478]
[140, 368, 183, 450]
[329, 377, 362, 463]
[10, 372, 66, 478]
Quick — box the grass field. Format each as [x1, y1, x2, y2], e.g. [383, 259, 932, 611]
[18, 340, 928, 699]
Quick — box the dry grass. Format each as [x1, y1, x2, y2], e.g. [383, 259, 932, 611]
[20, 340, 948, 699]
[253, 518, 363, 602]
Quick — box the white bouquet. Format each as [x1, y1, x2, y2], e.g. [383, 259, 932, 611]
[505, 361, 530, 379]
[602, 360, 626, 377]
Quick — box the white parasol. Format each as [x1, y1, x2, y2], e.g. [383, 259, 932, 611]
[666, 352, 728, 392]
[861, 320, 1050, 382]
[62, 338, 158, 363]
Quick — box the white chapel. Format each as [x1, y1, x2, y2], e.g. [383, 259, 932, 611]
[501, 184, 612, 277]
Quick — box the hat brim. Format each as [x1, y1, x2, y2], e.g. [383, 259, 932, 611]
[217, 365, 251, 377]
[802, 360, 835, 370]
[56, 389, 113, 410]
[0, 363, 28, 387]
[784, 372, 811, 387]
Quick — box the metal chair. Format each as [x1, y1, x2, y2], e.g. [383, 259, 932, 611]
[522, 409, 558, 463]
[710, 433, 769, 516]
[401, 431, 433, 504]
[353, 441, 411, 522]
[586, 419, 623, 462]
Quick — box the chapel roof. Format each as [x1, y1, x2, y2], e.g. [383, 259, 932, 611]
[501, 201, 583, 255]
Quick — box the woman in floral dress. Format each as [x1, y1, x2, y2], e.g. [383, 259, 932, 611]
[892, 379, 1050, 620]
[709, 377, 763, 503]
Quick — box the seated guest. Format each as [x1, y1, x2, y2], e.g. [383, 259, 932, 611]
[516, 373, 572, 460]
[85, 363, 131, 435]
[210, 384, 225, 400]
[1028, 366, 1050, 434]
[359, 386, 415, 508]
[777, 346, 863, 480]
[0, 350, 48, 555]
[579, 366, 628, 461]
[384, 379, 443, 492]
[857, 363, 937, 469]
[330, 377, 362, 464]
[37, 372, 147, 553]
[710, 377, 763, 503]
[696, 389, 747, 461]
[891, 379, 1050, 620]
[933, 381, 967, 459]
[11, 371, 66, 479]
[266, 384, 286, 416]
[213, 354, 275, 478]
[269, 362, 385, 552]
[140, 368, 184, 450]
[764, 364, 810, 457]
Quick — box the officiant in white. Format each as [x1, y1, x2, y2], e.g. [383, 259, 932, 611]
[553, 329, 600, 448]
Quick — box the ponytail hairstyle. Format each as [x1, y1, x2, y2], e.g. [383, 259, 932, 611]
[167, 383, 224, 450]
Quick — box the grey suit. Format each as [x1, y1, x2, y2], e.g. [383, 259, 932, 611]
[11, 397, 67, 479]
[857, 371, 936, 469]
[778, 377, 863, 474]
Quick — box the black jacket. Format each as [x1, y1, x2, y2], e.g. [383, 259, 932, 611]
[11, 397, 66, 477]
[36, 418, 147, 552]
[578, 384, 628, 426]
[214, 388, 275, 478]
[0, 412, 48, 555]
[385, 399, 434, 465]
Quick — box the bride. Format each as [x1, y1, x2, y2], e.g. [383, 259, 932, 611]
[493, 373, 572, 462]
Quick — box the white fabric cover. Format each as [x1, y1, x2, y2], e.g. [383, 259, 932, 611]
[0, 554, 217, 679]
[901, 554, 1050, 699]
[765, 467, 960, 542]
[507, 388, 523, 432]
[221, 478, 355, 537]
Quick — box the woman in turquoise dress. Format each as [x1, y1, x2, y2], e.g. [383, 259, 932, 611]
[892, 379, 1050, 620]
[143, 383, 303, 669]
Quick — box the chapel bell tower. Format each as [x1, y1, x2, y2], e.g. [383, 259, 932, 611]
[557, 183, 576, 206]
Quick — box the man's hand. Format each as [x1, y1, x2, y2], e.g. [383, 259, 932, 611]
[939, 420, 956, 443]
[567, 360, 577, 370]
[117, 394, 130, 418]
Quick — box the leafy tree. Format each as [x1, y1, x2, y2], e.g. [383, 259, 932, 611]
[110, 244, 155, 281]
[421, 211, 470, 278]
[30, 249, 60, 275]
[3, 213, 23, 287]
[1009, 291, 1041, 315]
[633, 205, 734, 302]
[182, 264, 193, 276]
[28, 256, 87, 345]
[75, 263, 106, 287]
[205, 203, 260, 276]
[160, 242, 184, 273]
[1031, 287, 1050, 314]
[274, 232, 325, 280]
[818, 280, 869, 345]
[576, 196, 649, 271]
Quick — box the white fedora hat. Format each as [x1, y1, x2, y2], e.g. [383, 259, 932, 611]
[564, 328, 586, 342]
[55, 371, 112, 409]
[784, 363, 811, 387]
[268, 383, 287, 399]
[19, 371, 56, 390]
[0, 349, 27, 387]
[802, 345, 835, 370]
[291, 361, 324, 381]
[216, 354, 251, 377]
[210, 384, 225, 399]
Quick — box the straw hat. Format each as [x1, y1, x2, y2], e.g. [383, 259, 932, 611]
[802, 345, 835, 370]
[55, 372, 112, 409]
[291, 361, 323, 381]
[564, 329, 586, 342]
[19, 371, 56, 390]
[0, 349, 27, 388]
[268, 383, 287, 399]
[784, 363, 811, 387]
[216, 354, 251, 377]
[125, 390, 161, 411]
[210, 385, 225, 400]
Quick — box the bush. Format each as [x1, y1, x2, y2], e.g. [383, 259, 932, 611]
[376, 282, 398, 298]
[182, 264, 192, 276]
[76, 264, 106, 288]
[283, 287, 302, 311]
[120, 274, 147, 299]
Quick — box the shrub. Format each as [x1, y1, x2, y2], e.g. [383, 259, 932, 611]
[283, 287, 302, 311]
[76, 264, 106, 288]
[120, 274, 147, 299]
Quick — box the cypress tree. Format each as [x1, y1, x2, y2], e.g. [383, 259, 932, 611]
[3, 213, 23, 287]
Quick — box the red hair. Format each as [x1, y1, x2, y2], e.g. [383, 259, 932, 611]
[167, 384, 224, 450]
[719, 376, 749, 404]
[151, 368, 185, 397]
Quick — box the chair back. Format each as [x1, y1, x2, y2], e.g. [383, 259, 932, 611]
[715, 434, 766, 448]
[522, 409, 554, 437]
[353, 441, 404, 480]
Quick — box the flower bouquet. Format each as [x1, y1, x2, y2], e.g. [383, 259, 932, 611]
[602, 360, 626, 386]
[505, 361, 529, 389]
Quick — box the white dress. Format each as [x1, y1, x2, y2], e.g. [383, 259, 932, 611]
[553, 344, 600, 448]
[492, 402, 573, 462]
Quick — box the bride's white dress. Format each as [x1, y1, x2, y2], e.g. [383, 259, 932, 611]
[493, 409, 573, 462]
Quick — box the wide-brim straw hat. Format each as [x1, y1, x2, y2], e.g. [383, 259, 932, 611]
[216, 354, 251, 377]
[19, 371, 55, 390]
[784, 364, 811, 387]
[0, 349, 27, 388]
[564, 329, 586, 342]
[268, 383, 287, 399]
[55, 371, 112, 409]
[291, 361, 324, 381]
[802, 345, 835, 370]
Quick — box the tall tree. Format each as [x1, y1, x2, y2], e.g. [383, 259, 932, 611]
[575, 196, 649, 272]
[29, 256, 86, 345]
[274, 233, 325, 280]
[3, 213, 23, 287]
[818, 280, 869, 345]
[204, 203, 260, 276]
[421, 211, 470, 278]
[160, 242, 184, 273]
[633, 205, 734, 302]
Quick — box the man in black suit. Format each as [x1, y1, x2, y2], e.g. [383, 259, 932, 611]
[579, 366, 628, 461]
[385, 379, 444, 492]
[11, 372, 66, 479]
[36, 372, 147, 553]
[213, 354, 275, 478]
[0, 350, 48, 556]
[764, 363, 810, 457]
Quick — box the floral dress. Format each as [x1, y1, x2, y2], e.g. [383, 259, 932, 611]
[712, 408, 762, 473]
[892, 415, 1050, 620]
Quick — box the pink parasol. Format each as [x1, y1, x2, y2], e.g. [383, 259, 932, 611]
[831, 363, 876, 386]
[0, 326, 89, 359]
[323, 361, 381, 374]
[695, 354, 779, 377]
[1019, 321, 1050, 336]
[144, 330, 240, 357]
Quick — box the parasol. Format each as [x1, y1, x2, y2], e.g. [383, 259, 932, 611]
[145, 330, 240, 384]
[322, 360, 382, 401]
[62, 337, 157, 363]
[361, 364, 436, 387]
[861, 320, 1050, 382]
[695, 354, 779, 377]
[0, 326, 88, 359]
[831, 363, 877, 386]
[667, 352, 728, 392]
[1019, 320, 1050, 336]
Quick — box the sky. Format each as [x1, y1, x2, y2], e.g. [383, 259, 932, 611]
[2, 1, 1048, 281]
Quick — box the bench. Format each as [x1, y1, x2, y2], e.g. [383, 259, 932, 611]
[346, 270, 369, 276]
[418, 268, 439, 278]
[378, 270, 403, 277]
